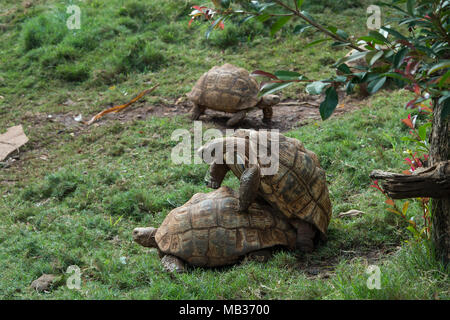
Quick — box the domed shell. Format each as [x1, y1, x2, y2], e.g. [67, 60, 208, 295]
[230, 130, 332, 240]
[187, 64, 260, 113]
[155, 187, 296, 267]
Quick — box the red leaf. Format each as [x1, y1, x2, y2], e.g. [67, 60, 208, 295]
[250, 70, 279, 80]
[401, 117, 414, 129]
[413, 83, 420, 95]
[385, 199, 395, 206]
[192, 5, 207, 11]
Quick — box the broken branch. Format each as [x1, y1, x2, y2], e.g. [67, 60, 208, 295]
[370, 161, 450, 199]
[85, 85, 159, 125]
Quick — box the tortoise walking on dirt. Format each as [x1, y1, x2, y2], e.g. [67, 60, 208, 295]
[187, 63, 280, 126]
[133, 187, 296, 272]
[198, 129, 332, 253]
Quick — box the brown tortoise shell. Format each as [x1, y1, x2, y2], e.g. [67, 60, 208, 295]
[229, 129, 332, 240]
[186, 64, 260, 113]
[155, 187, 296, 267]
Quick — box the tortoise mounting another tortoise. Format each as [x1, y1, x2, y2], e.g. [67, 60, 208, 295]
[198, 129, 332, 253]
[132, 187, 296, 272]
[187, 63, 280, 126]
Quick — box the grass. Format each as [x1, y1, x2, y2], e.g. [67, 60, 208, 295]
[0, 0, 448, 299]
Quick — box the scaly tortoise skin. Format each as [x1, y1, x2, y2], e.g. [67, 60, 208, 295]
[198, 129, 332, 251]
[133, 187, 296, 271]
[187, 63, 280, 126]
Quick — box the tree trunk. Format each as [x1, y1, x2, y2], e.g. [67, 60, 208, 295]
[430, 98, 450, 266]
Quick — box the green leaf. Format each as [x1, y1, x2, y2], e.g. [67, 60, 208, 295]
[306, 81, 328, 95]
[336, 29, 349, 39]
[304, 38, 330, 48]
[270, 16, 292, 36]
[368, 30, 390, 44]
[293, 24, 311, 34]
[327, 26, 337, 33]
[320, 87, 338, 120]
[220, 0, 231, 9]
[418, 127, 426, 141]
[406, 0, 415, 16]
[336, 51, 369, 65]
[300, 11, 314, 21]
[358, 36, 386, 45]
[402, 201, 409, 215]
[206, 17, 224, 39]
[274, 70, 303, 81]
[393, 47, 409, 68]
[381, 72, 411, 83]
[368, 76, 387, 94]
[370, 50, 384, 66]
[439, 70, 450, 88]
[260, 82, 293, 96]
[427, 61, 450, 75]
[297, 0, 305, 9]
[380, 26, 407, 40]
[256, 13, 271, 22]
[337, 63, 352, 74]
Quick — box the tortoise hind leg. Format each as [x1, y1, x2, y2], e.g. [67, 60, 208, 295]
[161, 255, 186, 273]
[246, 249, 273, 263]
[239, 166, 261, 212]
[191, 104, 206, 120]
[295, 221, 316, 253]
[226, 110, 247, 126]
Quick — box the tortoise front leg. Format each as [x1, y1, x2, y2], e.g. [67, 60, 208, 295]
[191, 103, 206, 120]
[238, 166, 261, 212]
[226, 110, 247, 126]
[161, 255, 186, 273]
[207, 162, 230, 189]
[262, 106, 273, 123]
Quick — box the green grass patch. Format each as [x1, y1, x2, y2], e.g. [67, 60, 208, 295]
[0, 0, 447, 300]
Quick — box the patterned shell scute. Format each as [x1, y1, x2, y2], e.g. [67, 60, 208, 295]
[187, 64, 260, 112]
[154, 186, 296, 267]
[231, 130, 332, 239]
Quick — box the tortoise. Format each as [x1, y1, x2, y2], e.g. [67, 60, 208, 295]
[132, 186, 296, 272]
[197, 129, 332, 253]
[186, 63, 280, 126]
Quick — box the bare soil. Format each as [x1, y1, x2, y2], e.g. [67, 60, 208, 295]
[46, 91, 364, 133]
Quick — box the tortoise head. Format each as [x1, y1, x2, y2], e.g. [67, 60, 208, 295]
[132, 227, 158, 248]
[260, 94, 280, 106]
[197, 137, 258, 169]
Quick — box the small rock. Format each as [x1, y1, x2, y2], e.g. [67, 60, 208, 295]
[30, 274, 57, 292]
[338, 209, 365, 218]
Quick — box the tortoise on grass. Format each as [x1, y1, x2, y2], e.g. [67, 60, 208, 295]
[132, 187, 296, 272]
[187, 63, 280, 126]
[198, 129, 332, 253]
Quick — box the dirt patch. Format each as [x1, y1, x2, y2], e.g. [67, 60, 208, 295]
[297, 245, 400, 279]
[48, 91, 364, 133]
